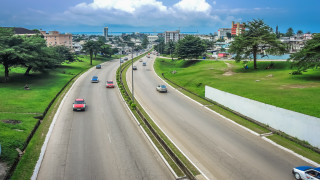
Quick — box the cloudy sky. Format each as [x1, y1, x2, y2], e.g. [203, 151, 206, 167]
[1, 0, 319, 34]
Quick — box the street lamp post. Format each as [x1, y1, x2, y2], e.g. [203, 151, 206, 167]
[131, 47, 134, 103]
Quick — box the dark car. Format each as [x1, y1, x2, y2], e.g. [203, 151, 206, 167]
[91, 76, 99, 83]
[133, 66, 137, 70]
[143, 62, 146, 66]
[124, 57, 128, 61]
[96, 64, 101, 69]
[73, 99, 86, 111]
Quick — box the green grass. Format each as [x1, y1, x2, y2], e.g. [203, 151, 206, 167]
[118, 52, 199, 177]
[154, 59, 320, 118]
[154, 58, 320, 164]
[0, 55, 114, 178]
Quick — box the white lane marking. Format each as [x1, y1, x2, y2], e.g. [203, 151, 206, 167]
[108, 134, 112, 143]
[31, 65, 93, 180]
[116, 69, 178, 179]
[152, 58, 320, 167]
[218, 147, 234, 159]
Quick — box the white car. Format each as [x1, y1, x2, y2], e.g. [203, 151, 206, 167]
[292, 166, 320, 180]
[156, 85, 167, 93]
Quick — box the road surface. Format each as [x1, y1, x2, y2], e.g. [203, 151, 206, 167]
[37, 58, 174, 180]
[127, 53, 312, 180]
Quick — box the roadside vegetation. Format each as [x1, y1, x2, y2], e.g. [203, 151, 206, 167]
[154, 58, 320, 163]
[0, 55, 117, 179]
[117, 51, 199, 178]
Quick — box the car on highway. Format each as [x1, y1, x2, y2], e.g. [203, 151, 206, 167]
[156, 85, 167, 93]
[120, 59, 124, 63]
[143, 62, 146, 66]
[73, 99, 86, 111]
[139, 59, 143, 62]
[91, 76, 99, 83]
[96, 64, 101, 69]
[292, 166, 320, 180]
[124, 57, 128, 61]
[106, 80, 115, 88]
[133, 66, 137, 70]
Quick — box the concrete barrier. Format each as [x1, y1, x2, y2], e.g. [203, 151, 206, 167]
[205, 86, 320, 148]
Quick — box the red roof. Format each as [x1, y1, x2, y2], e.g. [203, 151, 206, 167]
[75, 99, 84, 101]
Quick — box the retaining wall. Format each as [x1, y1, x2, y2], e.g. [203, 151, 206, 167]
[205, 86, 320, 148]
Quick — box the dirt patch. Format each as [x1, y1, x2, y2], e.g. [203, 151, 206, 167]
[280, 84, 316, 89]
[0, 162, 8, 180]
[222, 62, 236, 76]
[1, 120, 22, 125]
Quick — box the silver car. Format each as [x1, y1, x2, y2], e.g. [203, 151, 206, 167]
[156, 85, 167, 93]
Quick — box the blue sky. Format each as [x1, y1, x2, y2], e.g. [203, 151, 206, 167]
[1, 0, 319, 34]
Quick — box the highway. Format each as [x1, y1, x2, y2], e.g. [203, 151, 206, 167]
[127, 53, 312, 180]
[36, 57, 174, 180]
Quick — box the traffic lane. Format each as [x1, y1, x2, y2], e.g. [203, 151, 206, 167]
[127, 56, 310, 179]
[38, 59, 174, 180]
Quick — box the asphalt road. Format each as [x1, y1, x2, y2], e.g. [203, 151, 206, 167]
[37, 57, 174, 180]
[127, 53, 312, 180]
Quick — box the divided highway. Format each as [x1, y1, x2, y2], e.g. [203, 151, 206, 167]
[36, 58, 174, 180]
[127, 54, 313, 180]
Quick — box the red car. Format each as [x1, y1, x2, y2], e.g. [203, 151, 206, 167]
[106, 80, 115, 88]
[73, 99, 86, 111]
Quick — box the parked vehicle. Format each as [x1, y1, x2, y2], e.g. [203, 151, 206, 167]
[106, 80, 115, 88]
[156, 85, 167, 93]
[96, 64, 101, 69]
[91, 76, 99, 83]
[292, 166, 320, 180]
[73, 99, 86, 111]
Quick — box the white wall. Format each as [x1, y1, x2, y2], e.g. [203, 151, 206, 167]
[205, 86, 320, 148]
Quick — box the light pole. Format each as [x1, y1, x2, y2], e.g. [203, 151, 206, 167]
[131, 46, 134, 103]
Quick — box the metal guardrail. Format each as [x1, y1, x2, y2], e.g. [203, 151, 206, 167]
[118, 54, 196, 180]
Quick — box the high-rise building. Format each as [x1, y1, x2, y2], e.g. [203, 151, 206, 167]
[104, 27, 108, 41]
[164, 30, 185, 44]
[231, 21, 245, 36]
[217, 28, 231, 39]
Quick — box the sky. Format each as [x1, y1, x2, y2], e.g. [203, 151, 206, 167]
[1, 0, 319, 34]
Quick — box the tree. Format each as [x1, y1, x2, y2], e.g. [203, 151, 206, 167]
[286, 27, 294, 37]
[229, 19, 286, 69]
[100, 44, 113, 57]
[289, 33, 320, 72]
[165, 40, 175, 60]
[0, 28, 24, 82]
[297, 30, 303, 36]
[82, 40, 96, 65]
[93, 40, 104, 59]
[54, 45, 77, 62]
[175, 35, 206, 60]
[141, 36, 149, 49]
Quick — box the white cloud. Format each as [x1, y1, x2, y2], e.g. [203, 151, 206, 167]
[173, 0, 211, 13]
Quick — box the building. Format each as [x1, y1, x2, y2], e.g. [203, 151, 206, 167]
[231, 21, 245, 36]
[147, 35, 159, 43]
[217, 28, 231, 39]
[164, 30, 185, 44]
[104, 27, 108, 41]
[40, 31, 72, 49]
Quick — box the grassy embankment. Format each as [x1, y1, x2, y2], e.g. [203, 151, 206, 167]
[0, 55, 119, 179]
[154, 58, 320, 164]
